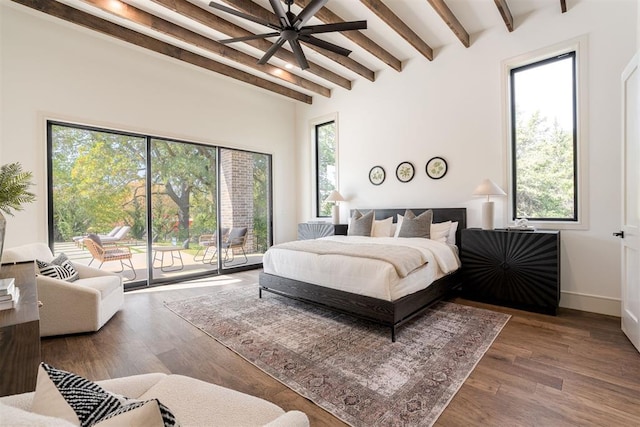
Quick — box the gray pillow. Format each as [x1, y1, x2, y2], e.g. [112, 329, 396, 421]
[398, 209, 433, 238]
[348, 210, 374, 237]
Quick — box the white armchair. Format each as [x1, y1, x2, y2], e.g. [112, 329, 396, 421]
[1, 243, 124, 337]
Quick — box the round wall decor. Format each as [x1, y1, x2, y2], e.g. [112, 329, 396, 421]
[426, 157, 448, 179]
[369, 166, 385, 185]
[396, 161, 415, 183]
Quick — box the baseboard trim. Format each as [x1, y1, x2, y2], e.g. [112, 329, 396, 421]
[560, 291, 621, 317]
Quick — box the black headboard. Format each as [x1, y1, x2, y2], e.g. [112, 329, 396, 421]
[349, 208, 467, 248]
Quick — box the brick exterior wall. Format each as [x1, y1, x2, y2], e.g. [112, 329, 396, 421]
[220, 150, 255, 253]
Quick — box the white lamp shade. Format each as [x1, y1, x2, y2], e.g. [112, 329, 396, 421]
[472, 179, 507, 197]
[325, 190, 345, 203]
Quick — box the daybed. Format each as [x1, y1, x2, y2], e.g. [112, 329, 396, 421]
[259, 208, 466, 342]
[0, 370, 309, 426]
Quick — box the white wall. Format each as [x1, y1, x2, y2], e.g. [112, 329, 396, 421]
[295, 0, 638, 316]
[0, 3, 298, 248]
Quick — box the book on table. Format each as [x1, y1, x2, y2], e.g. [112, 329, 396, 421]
[0, 287, 19, 311]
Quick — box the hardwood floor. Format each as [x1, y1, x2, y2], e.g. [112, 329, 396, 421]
[40, 271, 640, 426]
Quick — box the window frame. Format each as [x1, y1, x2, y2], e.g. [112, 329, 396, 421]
[310, 113, 339, 219]
[503, 36, 589, 230]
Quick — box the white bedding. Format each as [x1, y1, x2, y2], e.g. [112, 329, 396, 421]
[262, 236, 461, 302]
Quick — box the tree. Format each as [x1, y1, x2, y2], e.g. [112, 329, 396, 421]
[515, 110, 574, 219]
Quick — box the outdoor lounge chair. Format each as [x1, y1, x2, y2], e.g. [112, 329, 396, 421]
[98, 225, 131, 245]
[84, 235, 136, 280]
[73, 225, 123, 248]
[222, 227, 248, 265]
[193, 228, 229, 264]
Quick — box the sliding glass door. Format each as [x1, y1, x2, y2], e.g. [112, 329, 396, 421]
[49, 123, 148, 283]
[48, 122, 272, 288]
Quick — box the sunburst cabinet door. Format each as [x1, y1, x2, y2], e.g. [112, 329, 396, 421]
[297, 223, 334, 240]
[460, 229, 560, 315]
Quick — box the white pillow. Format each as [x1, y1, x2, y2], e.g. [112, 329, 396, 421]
[430, 221, 451, 243]
[393, 214, 404, 238]
[371, 217, 393, 237]
[447, 221, 459, 245]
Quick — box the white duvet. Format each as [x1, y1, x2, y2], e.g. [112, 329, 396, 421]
[262, 236, 461, 302]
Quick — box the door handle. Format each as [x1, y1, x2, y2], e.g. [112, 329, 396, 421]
[613, 231, 625, 238]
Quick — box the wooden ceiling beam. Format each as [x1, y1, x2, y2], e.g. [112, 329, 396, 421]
[494, 0, 514, 32]
[11, 0, 312, 103]
[220, 0, 375, 81]
[426, 0, 470, 47]
[152, 0, 351, 90]
[359, 0, 433, 61]
[292, 0, 402, 72]
[80, 0, 330, 97]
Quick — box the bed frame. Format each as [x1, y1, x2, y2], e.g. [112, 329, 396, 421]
[259, 208, 467, 342]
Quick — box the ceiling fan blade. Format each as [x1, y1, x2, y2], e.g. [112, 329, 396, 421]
[299, 35, 352, 57]
[258, 37, 287, 65]
[299, 20, 367, 35]
[293, 0, 328, 29]
[289, 39, 310, 70]
[219, 32, 281, 44]
[268, 0, 290, 27]
[208, 1, 279, 30]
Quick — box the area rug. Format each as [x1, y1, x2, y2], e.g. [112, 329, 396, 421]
[165, 285, 510, 426]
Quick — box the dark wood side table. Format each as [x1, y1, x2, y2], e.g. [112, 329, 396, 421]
[460, 228, 561, 315]
[0, 261, 41, 396]
[297, 223, 348, 240]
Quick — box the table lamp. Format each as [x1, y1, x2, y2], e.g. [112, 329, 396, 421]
[472, 179, 506, 230]
[325, 190, 345, 224]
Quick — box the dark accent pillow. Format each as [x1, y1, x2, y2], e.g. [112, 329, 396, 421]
[36, 253, 79, 282]
[86, 233, 103, 247]
[398, 209, 433, 238]
[348, 210, 374, 237]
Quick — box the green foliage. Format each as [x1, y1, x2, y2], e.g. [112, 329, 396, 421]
[515, 110, 575, 219]
[317, 122, 336, 217]
[50, 125, 272, 256]
[0, 162, 36, 216]
[253, 153, 269, 252]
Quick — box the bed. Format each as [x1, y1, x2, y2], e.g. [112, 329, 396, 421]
[259, 208, 467, 342]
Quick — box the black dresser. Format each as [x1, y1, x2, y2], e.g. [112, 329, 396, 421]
[460, 228, 561, 315]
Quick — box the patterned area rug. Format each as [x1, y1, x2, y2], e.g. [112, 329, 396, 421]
[165, 285, 510, 426]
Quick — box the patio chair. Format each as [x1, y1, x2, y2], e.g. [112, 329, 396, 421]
[222, 227, 248, 265]
[193, 228, 229, 264]
[84, 235, 137, 280]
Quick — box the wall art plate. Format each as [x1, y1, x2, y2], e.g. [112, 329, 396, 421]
[369, 166, 385, 185]
[395, 161, 415, 183]
[426, 157, 448, 179]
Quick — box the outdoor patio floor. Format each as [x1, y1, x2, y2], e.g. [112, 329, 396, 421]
[54, 241, 264, 283]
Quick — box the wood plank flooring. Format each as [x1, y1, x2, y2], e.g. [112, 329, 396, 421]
[40, 271, 640, 426]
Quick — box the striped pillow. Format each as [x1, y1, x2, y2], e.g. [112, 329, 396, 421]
[31, 363, 179, 427]
[36, 253, 79, 282]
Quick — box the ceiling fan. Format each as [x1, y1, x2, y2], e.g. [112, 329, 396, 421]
[208, 0, 367, 70]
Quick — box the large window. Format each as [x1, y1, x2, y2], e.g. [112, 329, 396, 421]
[48, 121, 272, 288]
[510, 51, 577, 222]
[315, 120, 337, 218]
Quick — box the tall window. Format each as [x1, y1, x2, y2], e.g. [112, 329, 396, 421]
[510, 51, 577, 221]
[315, 120, 337, 217]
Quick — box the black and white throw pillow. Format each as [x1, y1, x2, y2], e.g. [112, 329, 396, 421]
[37, 253, 79, 282]
[31, 363, 179, 427]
